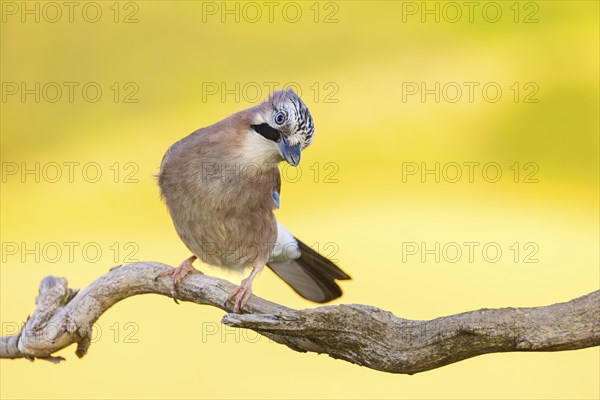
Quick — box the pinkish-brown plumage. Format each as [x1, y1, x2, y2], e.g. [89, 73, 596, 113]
[159, 103, 280, 269]
[157, 90, 350, 311]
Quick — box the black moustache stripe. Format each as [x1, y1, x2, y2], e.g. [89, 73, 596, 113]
[252, 123, 280, 142]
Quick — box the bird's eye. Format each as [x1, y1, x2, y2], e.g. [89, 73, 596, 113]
[274, 112, 286, 125]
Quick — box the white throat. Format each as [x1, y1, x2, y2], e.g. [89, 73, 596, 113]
[240, 128, 282, 168]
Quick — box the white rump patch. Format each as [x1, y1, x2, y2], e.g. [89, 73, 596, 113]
[269, 222, 300, 263]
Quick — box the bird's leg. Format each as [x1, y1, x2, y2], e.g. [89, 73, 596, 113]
[155, 255, 202, 303]
[227, 264, 265, 313]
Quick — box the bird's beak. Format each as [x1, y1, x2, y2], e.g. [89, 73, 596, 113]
[278, 133, 301, 166]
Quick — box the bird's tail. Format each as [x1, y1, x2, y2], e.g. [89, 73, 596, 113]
[267, 238, 351, 303]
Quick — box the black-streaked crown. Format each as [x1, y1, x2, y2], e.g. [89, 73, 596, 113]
[268, 89, 314, 148]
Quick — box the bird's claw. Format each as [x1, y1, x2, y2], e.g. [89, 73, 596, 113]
[155, 258, 202, 304]
[155, 268, 182, 303]
[227, 279, 253, 313]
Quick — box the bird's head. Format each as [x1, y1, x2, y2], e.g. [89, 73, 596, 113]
[250, 89, 314, 167]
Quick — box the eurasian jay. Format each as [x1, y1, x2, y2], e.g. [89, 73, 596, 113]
[157, 89, 350, 312]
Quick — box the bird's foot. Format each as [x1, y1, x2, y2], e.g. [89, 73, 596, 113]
[155, 255, 201, 303]
[227, 277, 254, 313]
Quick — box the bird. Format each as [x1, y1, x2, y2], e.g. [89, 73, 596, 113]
[156, 89, 350, 312]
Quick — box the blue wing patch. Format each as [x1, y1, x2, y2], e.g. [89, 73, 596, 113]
[272, 190, 280, 209]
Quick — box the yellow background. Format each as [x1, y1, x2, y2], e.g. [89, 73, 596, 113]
[1, 1, 598, 399]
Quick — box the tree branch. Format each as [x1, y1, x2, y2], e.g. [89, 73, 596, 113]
[1, 262, 598, 373]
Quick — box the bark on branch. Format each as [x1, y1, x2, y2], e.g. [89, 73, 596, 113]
[1, 262, 598, 374]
